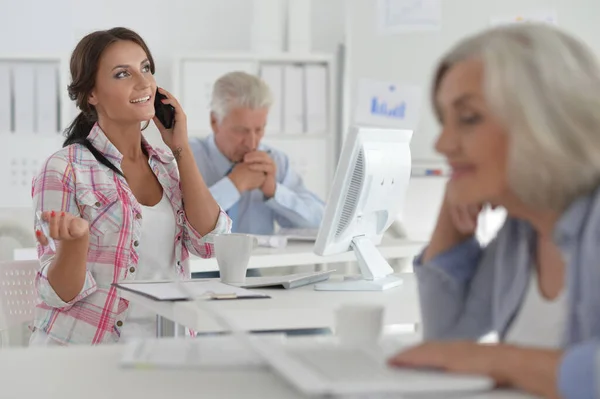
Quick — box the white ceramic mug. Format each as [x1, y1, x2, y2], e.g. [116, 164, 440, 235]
[335, 303, 385, 346]
[214, 233, 258, 284]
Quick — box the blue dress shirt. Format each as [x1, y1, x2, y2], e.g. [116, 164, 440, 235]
[189, 135, 325, 235]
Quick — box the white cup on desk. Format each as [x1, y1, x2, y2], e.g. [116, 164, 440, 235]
[335, 303, 385, 346]
[214, 233, 258, 284]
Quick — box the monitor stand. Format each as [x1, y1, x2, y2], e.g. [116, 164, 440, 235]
[314, 235, 403, 291]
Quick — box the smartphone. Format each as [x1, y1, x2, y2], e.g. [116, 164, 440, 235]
[154, 88, 175, 129]
[35, 211, 56, 252]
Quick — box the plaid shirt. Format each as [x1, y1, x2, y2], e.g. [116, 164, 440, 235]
[31, 124, 231, 345]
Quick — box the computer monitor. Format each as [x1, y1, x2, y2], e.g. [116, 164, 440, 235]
[313, 126, 412, 291]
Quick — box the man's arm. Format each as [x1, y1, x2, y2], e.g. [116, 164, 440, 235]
[209, 177, 241, 212]
[188, 138, 241, 212]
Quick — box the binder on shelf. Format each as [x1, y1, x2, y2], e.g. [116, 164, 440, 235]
[0, 63, 10, 132]
[282, 64, 305, 134]
[35, 63, 59, 134]
[12, 64, 35, 133]
[260, 65, 283, 134]
[304, 64, 328, 134]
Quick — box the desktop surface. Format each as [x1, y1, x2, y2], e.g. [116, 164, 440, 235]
[0, 342, 539, 399]
[121, 273, 423, 333]
[187, 237, 426, 273]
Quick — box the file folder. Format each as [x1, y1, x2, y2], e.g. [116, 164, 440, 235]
[260, 65, 283, 134]
[282, 65, 305, 134]
[12, 64, 35, 133]
[35, 63, 59, 134]
[0, 63, 10, 132]
[304, 64, 328, 134]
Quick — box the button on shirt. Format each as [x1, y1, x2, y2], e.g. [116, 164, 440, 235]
[189, 135, 325, 235]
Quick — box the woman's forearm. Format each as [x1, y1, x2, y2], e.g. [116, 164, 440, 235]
[495, 346, 562, 399]
[174, 145, 220, 235]
[47, 235, 90, 302]
[423, 201, 473, 262]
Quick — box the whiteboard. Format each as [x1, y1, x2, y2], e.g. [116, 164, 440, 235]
[345, 0, 600, 162]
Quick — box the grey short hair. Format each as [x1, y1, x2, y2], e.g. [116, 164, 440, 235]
[433, 24, 600, 211]
[210, 71, 273, 123]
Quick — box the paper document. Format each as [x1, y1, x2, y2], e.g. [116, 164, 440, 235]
[121, 334, 285, 369]
[354, 78, 423, 130]
[113, 280, 270, 301]
[490, 10, 558, 26]
[377, 0, 442, 34]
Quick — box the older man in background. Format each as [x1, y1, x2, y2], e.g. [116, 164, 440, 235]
[189, 71, 324, 236]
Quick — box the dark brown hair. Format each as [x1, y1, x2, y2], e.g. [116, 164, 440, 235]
[63, 27, 155, 176]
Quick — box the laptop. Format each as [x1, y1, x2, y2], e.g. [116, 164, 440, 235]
[277, 227, 319, 242]
[230, 270, 335, 289]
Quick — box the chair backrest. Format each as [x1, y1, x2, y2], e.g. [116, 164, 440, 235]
[0, 260, 38, 331]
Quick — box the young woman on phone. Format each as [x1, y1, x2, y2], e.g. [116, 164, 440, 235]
[388, 24, 600, 399]
[30, 27, 230, 346]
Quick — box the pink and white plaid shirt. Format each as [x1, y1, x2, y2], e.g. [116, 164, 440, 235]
[31, 124, 231, 345]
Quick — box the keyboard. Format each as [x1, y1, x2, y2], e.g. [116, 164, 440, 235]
[277, 228, 319, 241]
[287, 346, 402, 383]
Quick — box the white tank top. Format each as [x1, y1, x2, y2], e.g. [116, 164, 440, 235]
[118, 192, 177, 342]
[504, 268, 567, 348]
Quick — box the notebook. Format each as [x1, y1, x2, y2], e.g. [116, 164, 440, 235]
[113, 280, 271, 301]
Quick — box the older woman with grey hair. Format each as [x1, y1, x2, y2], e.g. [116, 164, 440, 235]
[388, 24, 600, 399]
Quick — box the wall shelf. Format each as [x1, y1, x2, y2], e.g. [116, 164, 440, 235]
[172, 52, 337, 200]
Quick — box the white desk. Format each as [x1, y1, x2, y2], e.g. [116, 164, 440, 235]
[121, 274, 422, 333]
[13, 239, 426, 273]
[0, 344, 539, 399]
[188, 238, 426, 273]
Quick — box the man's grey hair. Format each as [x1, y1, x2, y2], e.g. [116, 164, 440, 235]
[433, 23, 600, 211]
[210, 71, 273, 123]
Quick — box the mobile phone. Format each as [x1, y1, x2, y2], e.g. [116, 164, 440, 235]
[35, 211, 56, 252]
[154, 88, 175, 129]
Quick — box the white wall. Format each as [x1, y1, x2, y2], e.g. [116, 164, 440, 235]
[0, 0, 345, 81]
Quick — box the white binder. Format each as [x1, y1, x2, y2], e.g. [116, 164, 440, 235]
[35, 63, 59, 134]
[260, 65, 283, 134]
[282, 65, 305, 134]
[13, 64, 35, 133]
[0, 63, 10, 132]
[304, 64, 328, 134]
